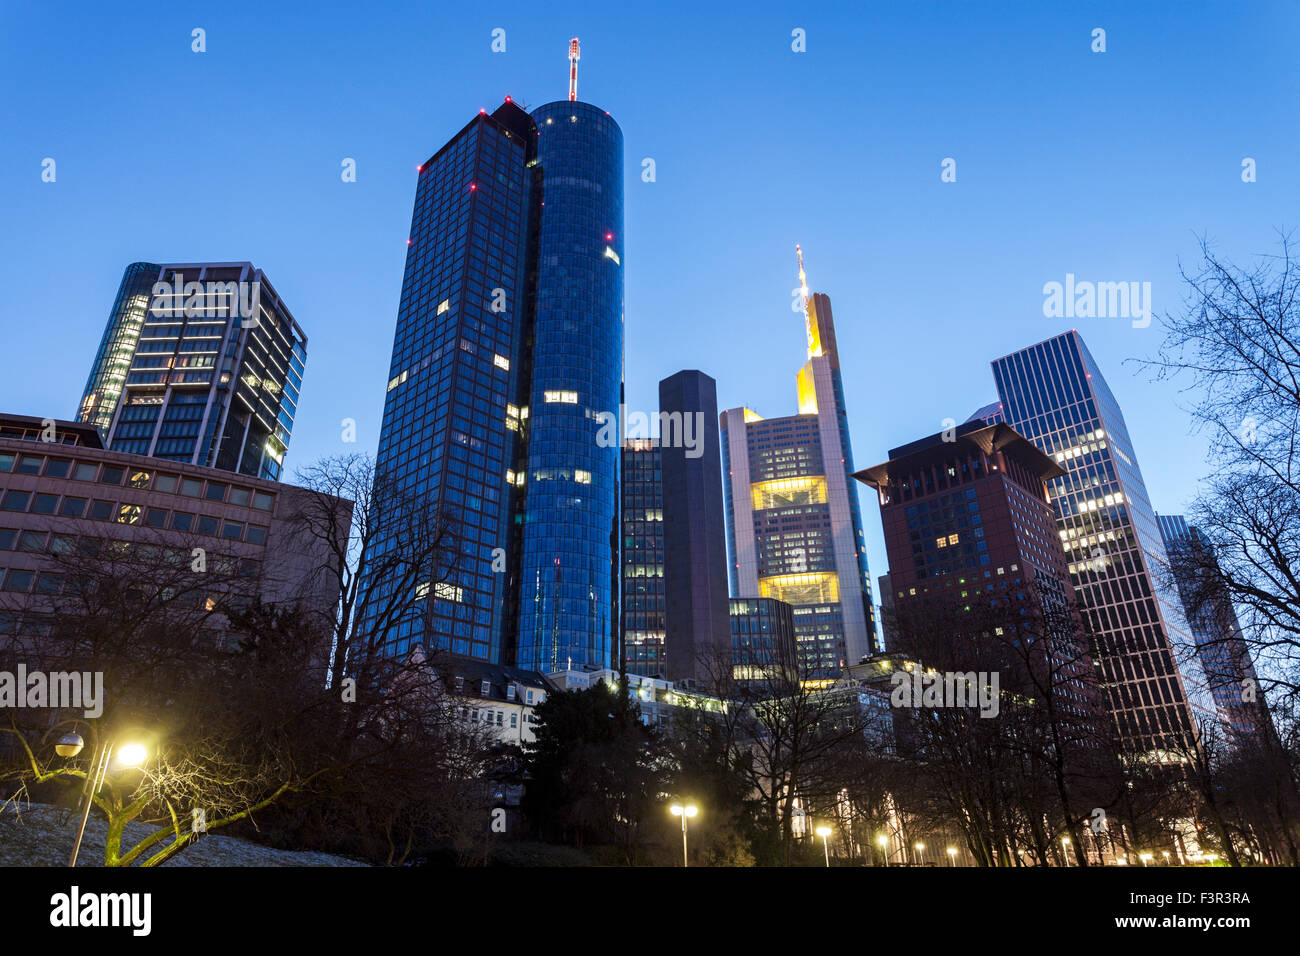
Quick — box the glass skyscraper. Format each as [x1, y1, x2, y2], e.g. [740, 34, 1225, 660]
[720, 252, 876, 678]
[78, 261, 305, 481]
[367, 93, 623, 668]
[983, 330, 1209, 758]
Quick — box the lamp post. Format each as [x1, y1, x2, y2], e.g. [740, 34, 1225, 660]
[877, 834, 889, 867]
[914, 841, 926, 866]
[947, 846, 957, 867]
[58, 728, 148, 867]
[1061, 836, 1071, 867]
[670, 803, 698, 867]
[816, 825, 832, 867]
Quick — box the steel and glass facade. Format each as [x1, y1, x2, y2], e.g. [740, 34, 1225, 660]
[621, 439, 665, 676]
[987, 330, 1207, 757]
[78, 262, 305, 481]
[729, 597, 798, 686]
[721, 283, 876, 679]
[1157, 514, 1270, 746]
[516, 100, 624, 673]
[366, 96, 623, 668]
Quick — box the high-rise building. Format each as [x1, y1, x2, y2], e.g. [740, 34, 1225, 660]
[729, 597, 798, 687]
[720, 249, 875, 678]
[78, 262, 305, 481]
[621, 438, 665, 676]
[856, 421, 1072, 629]
[619, 371, 733, 683]
[980, 330, 1208, 758]
[366, 57, 623, 668]
[658, 371, 731, 682]
[1156, 513, 1270, 745]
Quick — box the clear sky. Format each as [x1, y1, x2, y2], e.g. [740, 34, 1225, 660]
[3, 1, 1297, 634]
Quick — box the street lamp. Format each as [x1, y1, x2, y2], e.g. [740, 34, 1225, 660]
[1061, 836, 1071, 867]
[815, 825, 832, 867]
[914, 841, 926, 866]
[58, 729, 150, 867]
[670, 803, 698, 867]
[877, 833, 889, 867]
[947, 846, 957, 866]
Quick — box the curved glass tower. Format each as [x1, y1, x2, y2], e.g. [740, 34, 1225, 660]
[516, 101, 624, 672]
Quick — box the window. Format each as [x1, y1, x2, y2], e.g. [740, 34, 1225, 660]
[117, 505, 141, 525]
[172, 512, 194, 532]
[245, 525, 267, 545]
[155, 474, 178, 493]
[60, 497, 86, 517]
[50, 534, 74, 554]
[525, 689, 534, 705]
[543, 390, 578, 404]
[127, 470, 151, 488]
[0, 529, 13, 549]
[0, 453, 13, 472]
[252, 492, 273, 511]
[481, 679, 491, 697]
[221, 522, 243, 540]
[19, 531, 46, 552]
[228, 486, 251, 507]
[3, 570, 33, 592]
[206, 482, 227, 502]
[145, 508, 168, 528]
[31, 494, 58, 515]
[37, 573, 62, 594]
[198, 516, 218, 535]
[510, 713, 518, 728]
[180, 478, 202, 497]
[73, 462, 98, 481]
[100, 466, 124, 485]
[89, 500, 113, 520]
[45, 458, 71, 478]
[2, 492, 30, 512]
[16, 455, 43, 475]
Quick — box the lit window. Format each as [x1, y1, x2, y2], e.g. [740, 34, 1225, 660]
[494, 354, 510, 371]
[575, 469, 591, 484]
[543, 390, 578, 404]
[437, 299, 450, 315]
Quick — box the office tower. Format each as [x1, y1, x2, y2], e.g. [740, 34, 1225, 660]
[367, 57, 623, 667]
[658, 371, 731, 682]
[728, 597, 798, 686]
[619, 371, 734, 683]
[983, 330, 1206, 758]
[856, 421, 1072, 628]
[1157, 514, 1270, 745]
[720, 249, 875, 678]
[621, 438, 665, 676]
[78, 262, 306, 481]
[0, 412, 345, 678]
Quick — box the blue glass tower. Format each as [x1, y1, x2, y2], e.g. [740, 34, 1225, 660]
[366, 89, 623, 670]
[516, 101, 624, 672]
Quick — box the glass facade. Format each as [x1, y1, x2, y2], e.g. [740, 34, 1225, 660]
[367, 103, 537, 664]
[989, 330, 1207, 757]
[621, 439, 665, 676]
[365, 97, 623, 670]
[515, 100, 624, 673]
[1157, 514, 1267, 745]
[729, 597, 798, 686]
[78, 263, 305, 482]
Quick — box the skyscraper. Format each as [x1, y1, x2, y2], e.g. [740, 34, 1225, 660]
[720, 249, 875, 678]
[856, 421, 1072, 629]
[1157, 513, 1269, 746]
[619, 371, 733, 683]
[78, 262, 305, 481]
[981, 330, 1208, 758]
[367, 57, 623, 668]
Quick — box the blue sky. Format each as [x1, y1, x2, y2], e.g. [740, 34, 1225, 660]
[3, 1, 1297, 621]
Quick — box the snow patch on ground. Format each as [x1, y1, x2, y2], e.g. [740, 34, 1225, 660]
[0, 803, 368, 867]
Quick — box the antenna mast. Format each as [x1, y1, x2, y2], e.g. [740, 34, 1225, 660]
[568, 37, 580, 101]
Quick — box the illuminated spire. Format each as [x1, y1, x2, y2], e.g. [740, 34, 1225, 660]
[568, 38, 580, 102]
[796, 243, 809, 300]
[796, 244, 823, 360]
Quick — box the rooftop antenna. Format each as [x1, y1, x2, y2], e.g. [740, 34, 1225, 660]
[568, 37, 580, 101]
